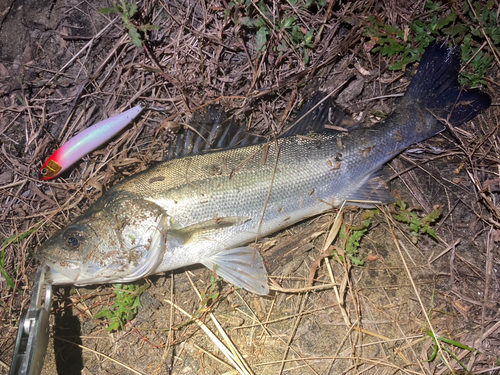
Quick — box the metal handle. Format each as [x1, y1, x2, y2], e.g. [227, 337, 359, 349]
[9, 266, 52, 375]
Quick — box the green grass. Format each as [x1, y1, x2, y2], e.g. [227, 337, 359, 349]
[99, 1, 159, 48]
[94, 282, 150, 332]
[332, 199, 443, 266]
[335, 209, 379, 266]
[390, 200, 442, 244]
[424, 329, 481, 370]
[225, 0, 325, 64]
[1, 224, 42, 289]
[362, 0, 499, 86]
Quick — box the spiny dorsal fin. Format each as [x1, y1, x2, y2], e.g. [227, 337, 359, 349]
[166, 106, 267, 160]
[166, 93, 359, 160]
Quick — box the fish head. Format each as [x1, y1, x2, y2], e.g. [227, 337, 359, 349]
[36, 196, 169, 285]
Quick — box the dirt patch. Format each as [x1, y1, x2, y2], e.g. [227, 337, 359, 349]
[0, 1, 499, 375]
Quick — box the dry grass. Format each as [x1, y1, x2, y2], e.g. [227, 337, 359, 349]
[0, 0, 499, 374]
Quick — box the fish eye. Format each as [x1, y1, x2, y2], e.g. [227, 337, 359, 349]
[66, 236, 80, 247]
[63, 226, 87, 250]
[41, 168, 48, 175]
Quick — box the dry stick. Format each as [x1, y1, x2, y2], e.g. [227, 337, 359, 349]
[234, 303, 340, 330]
[459, 41, 488, 74]
[53, 337, 146, 375]
[91, 34, 129, 91]
[163, 299, 252, 375]
[0, 359, 9, 370]
[357, 335, 424, 349]
[232, 293, 327, 372]
[398, 239, 417, 266]
[472, 227, 495, 372]
[142, 43, 178, 89]
[269, 281, 338, 293]
[325, 321, 358, 374]
[472, 366, 500, 375]
[0, 178, 90, 254]
[428, 239, 461, 264]
[314, 0, 335, 45]
[307, 252, 331, 286]
[279, 79, 351, 135]
[257, 355, 422, 374]
[154, 272, 175, 374]
[436, 319, 500, 375]
[254, 140, 280, 267]
[32, 18, 119, 100]
[233, 291, 272, 339]
[394, 154, 492, 232]
[382, 209, 454, 373]
[278, 293, 319, 375]
[321, 204, 352, 327]
[52, 33, 129, 142]
[261, 292, 277, 340]
[184, 274, 253, 375]
[54, 78, 89, 141]
[191, 343, 235, 370]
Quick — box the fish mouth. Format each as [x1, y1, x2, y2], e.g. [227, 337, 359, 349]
[44, 267, 78, 285]
[42, 260, 82, 285]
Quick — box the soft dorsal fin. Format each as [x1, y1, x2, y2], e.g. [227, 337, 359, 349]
[280, 92, 360, 137]
[166, 93, 358, 160]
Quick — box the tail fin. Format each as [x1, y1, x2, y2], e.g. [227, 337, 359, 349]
[404, 41, 491, 126]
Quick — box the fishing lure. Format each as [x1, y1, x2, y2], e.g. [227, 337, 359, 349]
[39, 103, 170, 180]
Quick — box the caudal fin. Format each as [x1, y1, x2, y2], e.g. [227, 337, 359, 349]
[404, 41, 491, 126]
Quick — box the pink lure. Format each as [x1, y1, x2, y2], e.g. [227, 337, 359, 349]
[39, 104, 145, 180]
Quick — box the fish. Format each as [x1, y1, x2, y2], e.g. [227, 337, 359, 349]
[36, 42, 490, 295]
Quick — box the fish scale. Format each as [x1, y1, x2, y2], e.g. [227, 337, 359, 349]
[36, 42, 491, 295]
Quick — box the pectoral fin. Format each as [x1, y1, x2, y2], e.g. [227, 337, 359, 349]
[202, 246, 269, 295]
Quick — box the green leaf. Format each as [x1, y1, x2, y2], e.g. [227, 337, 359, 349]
[283, 15, 296, 30]
[0, 257, 15, 289]
[303, 48, 310, 64]
[94, 309, 113, 319]
[256, 26, 268, 52]
[257, 0, 270, 17]
[98, 7, 117, 14]
[127, 24, 143, 48]
[442, 24, 469, 37]
[350, 257, 364, 266]
[239, 16, 257, 27]
[140, 24, 161, 32]
[425, 0, 441, 12]
[436, 10, 455, 30]
[94, 282, 149, 332]
[290, 25, 303, 44]
[303, 29, 315, 47]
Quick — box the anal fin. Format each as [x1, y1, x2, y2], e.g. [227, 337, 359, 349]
[202, 246, 269, 295]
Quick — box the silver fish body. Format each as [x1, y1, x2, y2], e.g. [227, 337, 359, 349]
[36, 43, 490, 294]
